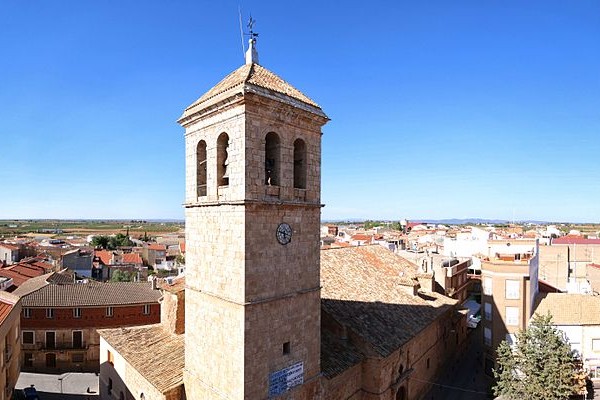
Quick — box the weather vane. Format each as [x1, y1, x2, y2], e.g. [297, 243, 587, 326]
[247, 15, 258, 40]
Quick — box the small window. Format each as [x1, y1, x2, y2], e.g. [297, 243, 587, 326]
[484, 327, 492, 346]
[282, 341, 290, 355]
[72, 353, 84, 363]
[143, 304, 151, 315]
[293, 139, 307, 189]
[106, 307, 114, 317]
[426, 358, 430, 369]
[108, 378, 113, 395]
[120, 392, 125, 400]
[45, 331, 56, 349]
[505, 307, 519, 326]
[24, 352, 33, 367]
[23, 308, 31, 318]
[265, 132, 280, 186]
[505, 280, 520, 299]
[46, 308, 54, 319]
[107, 350, 114, 366]
[196, 140, 207, 197]
[484, 302, 492, 321]
[22, 331, 34, 345]
[73, 308, 82, 318]
[73, 331, 83, 349]
[483, 277, 492, 295]
[217, 132, 230, 187]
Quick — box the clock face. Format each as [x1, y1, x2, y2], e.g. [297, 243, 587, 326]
[276, 223, 292, 245]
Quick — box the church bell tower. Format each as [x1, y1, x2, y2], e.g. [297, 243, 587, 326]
[178, 33, 329, 399]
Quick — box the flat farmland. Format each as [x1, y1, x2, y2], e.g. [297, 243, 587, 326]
[0, 220, 184, 238]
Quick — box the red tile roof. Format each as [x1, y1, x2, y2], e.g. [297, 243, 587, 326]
[0, 292, 18, 325]
[15, 277, 162, 307]
[179, 241, 185, 253]
[148, 244, 166, 251]
[0, 243, 19, 251]
[552, 236, 600, 245]
[351, 234, 372, 242]
[95, 250, 113, 265]
[122, 253, 142, 264]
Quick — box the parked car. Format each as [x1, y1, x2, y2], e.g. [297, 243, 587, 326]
[22, 387, 40, 400]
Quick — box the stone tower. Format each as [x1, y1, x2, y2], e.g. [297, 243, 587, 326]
[178, 39, 329, 399]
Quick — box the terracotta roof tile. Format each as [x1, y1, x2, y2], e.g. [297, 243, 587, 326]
[320, 329, 363, 379]
[180, 63, 325, 121]
[95, 250, 113, 265]
[99, 325, 184, 393]
[122, 253, 142, 264]
[534, 293, 600, 325]
[320, 246, 456, 357]
[552, 236, 600, 245]
[147, 244, 166, 251]
[15, 278, 161, 308]
[0, 292, 18, 325]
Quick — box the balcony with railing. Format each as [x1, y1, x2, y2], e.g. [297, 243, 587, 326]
[23, 341, 88, 351]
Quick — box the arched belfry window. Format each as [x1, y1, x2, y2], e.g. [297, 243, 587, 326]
[217, 133, 229, 187]
[196, 140, 207, 196]
[293, 139, 306, 189]
[265, 132, 280, 186]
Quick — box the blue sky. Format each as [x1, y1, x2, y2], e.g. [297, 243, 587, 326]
[1, 1, 599, 222]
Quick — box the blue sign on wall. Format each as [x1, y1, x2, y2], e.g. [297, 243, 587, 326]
[268, 361, 304, 397]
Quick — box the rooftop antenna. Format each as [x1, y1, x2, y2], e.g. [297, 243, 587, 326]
[238, 6, 245, 60]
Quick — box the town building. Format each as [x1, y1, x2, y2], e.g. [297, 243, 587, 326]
[0, 244, 19, 266]
[534, 293, 600, 383]
[99, 277, 185, 400]
[62, 248, 94, 277]
[15, 272, 161, 373]
[0, 257, 53, 292]
[0, 291, 21, 400]
[320, 245, 465, 400]
[480, 239, 539, 373]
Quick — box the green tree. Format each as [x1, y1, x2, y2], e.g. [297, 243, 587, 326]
[91, 233, 133, 250]
[493, 313, 586, 400]
[110, 269, 135, 282]
[91, 235, 111, 249]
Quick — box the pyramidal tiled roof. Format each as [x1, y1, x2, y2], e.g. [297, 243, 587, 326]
[181, 63, 322, 119]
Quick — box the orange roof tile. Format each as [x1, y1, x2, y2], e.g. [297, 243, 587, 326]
[94, 250, 113, 265]
[122, 253, 142, 264]
[148, 244, 166, 251]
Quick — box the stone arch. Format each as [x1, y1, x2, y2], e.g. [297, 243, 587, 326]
[196, 140, 207, 196]
[293, 138, 306, 189]
[217, 132, 229, 186]
[264, 132, 280, 186]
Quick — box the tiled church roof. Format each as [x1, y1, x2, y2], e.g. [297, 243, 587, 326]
[99, 325, 184, 394]
[320, 246, 456, 357]
[180, 63, 323, 120]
